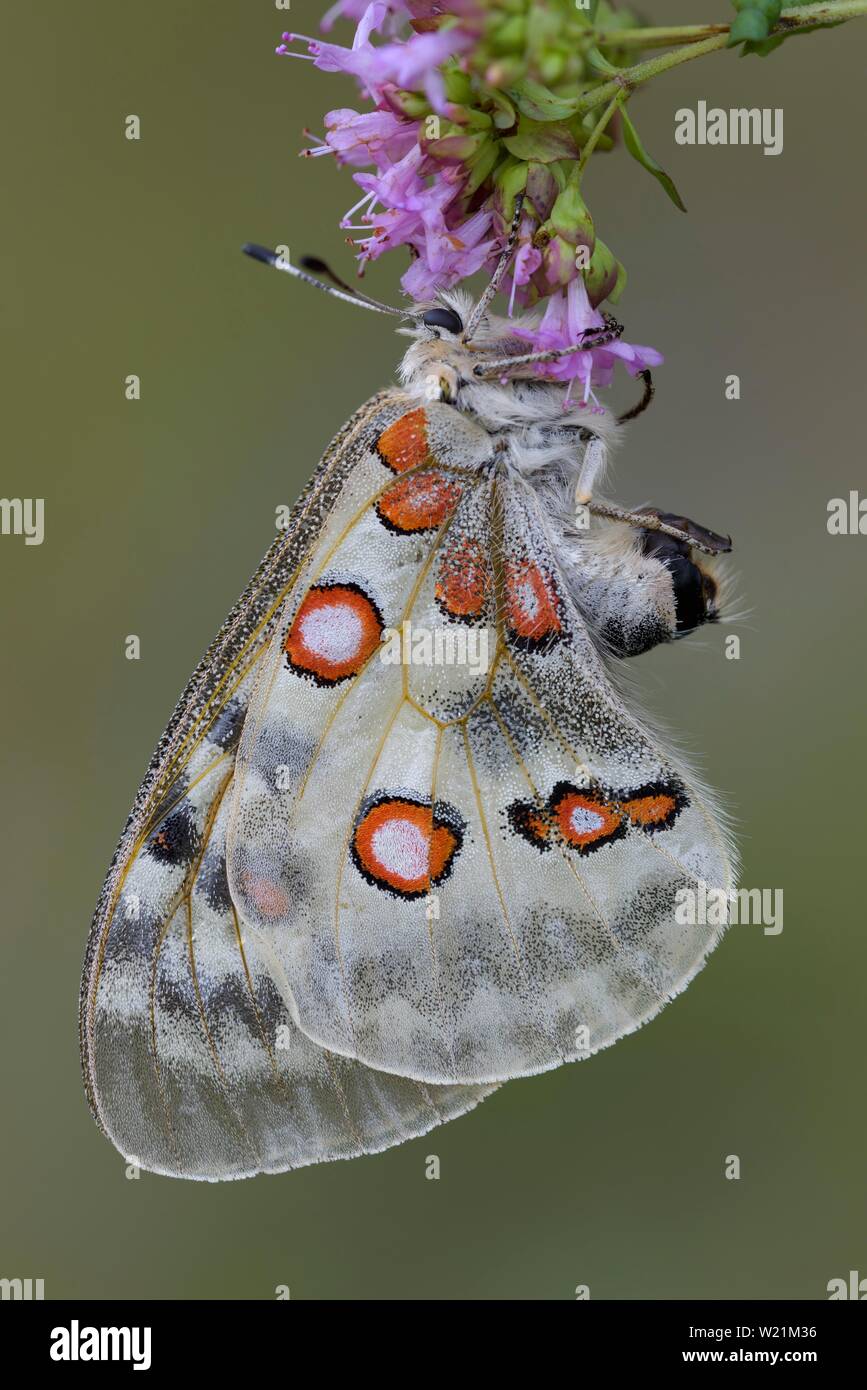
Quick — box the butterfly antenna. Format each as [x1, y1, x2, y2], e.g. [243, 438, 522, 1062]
[462, 194, 525, 344]
[242, 244, 406, 317]
[296, 255, 407, 315]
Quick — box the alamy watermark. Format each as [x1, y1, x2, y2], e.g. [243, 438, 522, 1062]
[675, 883, 783, 935]
[380, 620, 489, 676]
[675, 101, 783, 157]
[0, 497, 44, 545]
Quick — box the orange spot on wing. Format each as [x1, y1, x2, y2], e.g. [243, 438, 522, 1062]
[507, 800, 553, 852]
[621, 788, 682, 830]
[351, 797, 462, 898]
[550, 785, 623, 853]
[284, 582, 383, 685]
[436, 538, 490, 619]
[375, 408, 432, 474]
[505, 560, 563, 644]
[377, 472, 462, 534]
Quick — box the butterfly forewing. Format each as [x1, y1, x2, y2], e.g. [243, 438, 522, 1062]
[80, 392, 496, 1179]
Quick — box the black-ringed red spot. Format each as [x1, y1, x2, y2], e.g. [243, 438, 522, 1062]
[351, 794, 465, 899]
[621, 781, 686, 833]
[549, 782, 625, 855]
[505, 559, 564, 648]
[375, 408, 432, 475]
[376, 471, 462, 535]
[284, 581, 383, 686]
[506, 779, 688, 856]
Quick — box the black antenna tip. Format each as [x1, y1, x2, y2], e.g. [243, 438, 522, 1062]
[298, 255, 329, 274]
[242, 242, 279, 267]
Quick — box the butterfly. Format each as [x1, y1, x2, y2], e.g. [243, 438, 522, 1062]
[80, 208, 736, 1180]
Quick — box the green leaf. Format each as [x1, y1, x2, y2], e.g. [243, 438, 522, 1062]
[489, 89, 517, 131]
[586, 45, 621, 78]
[464, 138, 501, 197]
[507, 77, 581, 123]
[503, 117, 579, 164]
[619, 104, 687, 213]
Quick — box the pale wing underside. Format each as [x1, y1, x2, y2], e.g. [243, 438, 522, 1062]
[81, 393, 495, 1179]
[228, 410, 735, 1087]
[88, 759, 493, 1179]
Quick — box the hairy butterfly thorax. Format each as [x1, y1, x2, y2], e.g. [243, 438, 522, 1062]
[79, 228, 737, 1180]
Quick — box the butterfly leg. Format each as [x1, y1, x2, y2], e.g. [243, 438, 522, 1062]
[568, 504, 732, 657]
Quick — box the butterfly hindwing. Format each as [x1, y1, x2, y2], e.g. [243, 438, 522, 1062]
[226, 408, 734, 1086]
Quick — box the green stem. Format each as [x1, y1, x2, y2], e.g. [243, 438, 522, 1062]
[576, 92, 624, 176]
[581, 2, 867, 115]
[595, 25, 729, 51]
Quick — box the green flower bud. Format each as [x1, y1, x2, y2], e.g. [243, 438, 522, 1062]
[525, 161, 559, 219]
[549, 179, 595, 252]
[422, 130, 489, 163]
[488, 89, 518, 131]
[727, 10, 770, 45]
[462, 107, 495, 131]
[493, 158, 530, 223]
[540, 231, 581, 288]
[464, 136, 500, 196]
[388, 90, 430, 120]
[443, 69, 473, 106]
[754, 0, 783, 20]
[584, 239, 626, 308]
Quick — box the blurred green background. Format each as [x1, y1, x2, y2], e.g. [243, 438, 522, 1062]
[1, 2, 864, 1300]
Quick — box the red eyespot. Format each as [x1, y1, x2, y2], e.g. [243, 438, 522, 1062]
[284, 582, 383, 685]
[550, 785, 624, 853]
[351, 796, 464, 898]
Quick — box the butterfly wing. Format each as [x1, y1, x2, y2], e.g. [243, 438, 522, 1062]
[228, 404, 735, 1086]
[80, 392, 496, 1179]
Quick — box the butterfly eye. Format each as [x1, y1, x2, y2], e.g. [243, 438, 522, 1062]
[422, 306, 463, 335]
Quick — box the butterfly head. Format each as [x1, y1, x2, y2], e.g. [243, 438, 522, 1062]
[398, 288, 555, 406]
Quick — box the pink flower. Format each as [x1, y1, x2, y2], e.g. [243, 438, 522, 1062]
[515, 280, 663, 401]
[502, 213, 542, 314]
[321, 0, 408, 34]
[279, 19, 472, 113]
[344, 146, 455, 263]
[281, 2, 656, 399]
[316, 107, 419, 167]
[335, 133, 494, 296]
[401, 206, 496, 298]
